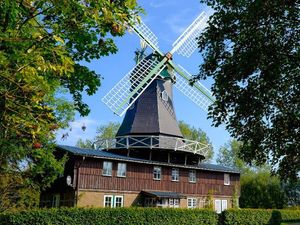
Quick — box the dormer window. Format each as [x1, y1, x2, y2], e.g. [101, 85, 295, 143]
[161, 90, 168, 101]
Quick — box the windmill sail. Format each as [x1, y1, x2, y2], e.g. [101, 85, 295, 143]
[173, 65, 214, 111]
[171, 12, 208, 57]
[132, 19, 162, 54]
[102, 10, 214, 117]
[102, 56, 167, 116]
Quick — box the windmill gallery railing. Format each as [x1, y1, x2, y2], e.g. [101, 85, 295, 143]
[94, 136, 210, 157]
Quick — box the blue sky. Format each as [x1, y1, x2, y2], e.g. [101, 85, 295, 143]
[56, 0, 232, 162]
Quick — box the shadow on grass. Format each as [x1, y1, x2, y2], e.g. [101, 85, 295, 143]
[269, 210, 282, 225]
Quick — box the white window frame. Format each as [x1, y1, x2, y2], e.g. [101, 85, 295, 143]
[104, 195, 124, 208]
[221, 199, 228, 211]
[104, 195, 113, 208]
[224, 173, 230, 185]
[169, 198, 179, 208]
[102, 161, 113, 176]
[187, 198, 197, 209]
[117, 163, 127, 177]
[114, 195, 124, 207]
[214, 199, 222, 214]
[189, 170, 196, 183]
[171, 168, 179, 181]
[153, 166, 161, 180]
[161, 90, 168, 101]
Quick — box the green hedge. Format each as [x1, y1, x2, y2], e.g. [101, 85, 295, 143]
[221, 209, 300, 225]
[0, 207, 218, 225]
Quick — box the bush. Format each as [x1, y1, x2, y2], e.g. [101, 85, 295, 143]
[221, 209, 300, 225]
[0, 207, 218, 225]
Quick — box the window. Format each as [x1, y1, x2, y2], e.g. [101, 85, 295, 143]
[171, 168, 179, 181]
[214, 199, 227, 213]
[169, 198, 179, 208]
[189, 170, 196, 183]
[104, 195, 113, 208]
[222, 200, 228, 211]
[52, 194, 60, 208]
[117, 163, 126, 177]
[187, 198, 197, 209]
[102, 161, 112, 176]
[214, 199, 221, 213]
[224, 173, 230, 185]
[104, 195, 124, 208]
[115, 196, 124, 207]
[161, 90, 168, 101]
[153, 166, 161, 180]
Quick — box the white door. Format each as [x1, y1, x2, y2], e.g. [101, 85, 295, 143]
[222, 200, 228, 211]
[214, 199, 222, 214]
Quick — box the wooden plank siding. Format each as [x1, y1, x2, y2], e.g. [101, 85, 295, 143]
[77, 158, 239, 196]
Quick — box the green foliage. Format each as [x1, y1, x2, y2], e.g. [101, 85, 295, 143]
[216, 139, 248, 172]
[0, 173, 39, 212]
[75, 122, 120, 148]
[282, 180, 300, 207]
[205, 190, 214, 209]
[198, 0, 300, 181]
[178, 121, 213, 161]
[217, 140, 295, 209]
[0, 0, 142, 212]
[221, 209, 300, 225]
[96, 122, 121, 139]
[0, 207, 218, 225]
[231, 184, 239, 209]
[240, 170, 287, 209]
[75, 139, 95, 149]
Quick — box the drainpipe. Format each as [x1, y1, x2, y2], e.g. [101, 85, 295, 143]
[75, 156, 85, 207]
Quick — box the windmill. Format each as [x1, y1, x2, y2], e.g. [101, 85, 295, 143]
[101, 11, 214, 117]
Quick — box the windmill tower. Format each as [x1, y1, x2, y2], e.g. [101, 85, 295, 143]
[98, 11, 214, 164]
[41, 11, 241, 210]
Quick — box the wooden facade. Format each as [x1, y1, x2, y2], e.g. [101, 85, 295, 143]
[41, 146, 240, 211]
[77, 157, 239, 196]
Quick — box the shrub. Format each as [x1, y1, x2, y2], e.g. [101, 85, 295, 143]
[0, 207, 218, 225]
[221, 209, 300, 225]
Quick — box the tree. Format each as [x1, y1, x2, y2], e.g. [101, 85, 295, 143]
[0, 0, 141, 211]
[96, 122, 121, 140]
[282, 180, 300, 207]
[75, 139, 95, 149]
[178, 121, 213, 161]
[240, 169, 287, 209]
[216, 139, 249, 172]
[76, 122, 121, 148]
[217, 139, 293, 208]
[198, 0, 300, 181]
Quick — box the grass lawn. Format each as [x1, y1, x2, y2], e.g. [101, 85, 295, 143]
[281, 221, 300, 225]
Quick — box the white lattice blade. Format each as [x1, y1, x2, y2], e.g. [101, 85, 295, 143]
[133, 19, 159, 51]
[174, 65, 214, 112]
[171, 12, 209, 57]
[102, 57, 165, 116]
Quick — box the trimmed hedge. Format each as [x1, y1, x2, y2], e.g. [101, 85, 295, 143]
[221, 209, 300, 225]
[0, 207, 218, 225]
[1, 207, 299, 225]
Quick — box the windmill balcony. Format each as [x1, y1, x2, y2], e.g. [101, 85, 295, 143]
[94, 135, 210, 158]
